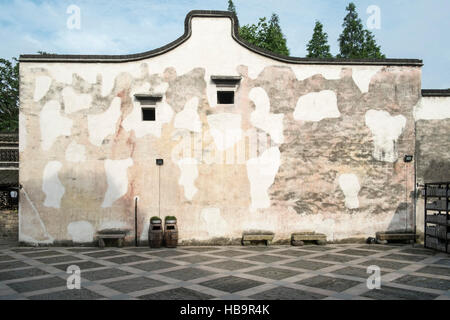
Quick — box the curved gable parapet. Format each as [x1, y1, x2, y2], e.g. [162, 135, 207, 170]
[20, 10, 423, 66]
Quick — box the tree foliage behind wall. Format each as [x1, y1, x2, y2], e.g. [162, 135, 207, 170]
[0, 58, 19, 133]
[338, 2, 385, 59]
[227, 1, 290, 56]
[306, 21, 332, 58]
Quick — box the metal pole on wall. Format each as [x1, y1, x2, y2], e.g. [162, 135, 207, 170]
[135, 197, 138, 247]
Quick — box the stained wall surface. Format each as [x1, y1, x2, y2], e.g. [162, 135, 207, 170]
[19, 15, 423, 245]
[415, 95, 450, 232]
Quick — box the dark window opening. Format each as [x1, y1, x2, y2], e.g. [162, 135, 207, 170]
[217, 91, 234, 104]
[142, 108, 156, 121]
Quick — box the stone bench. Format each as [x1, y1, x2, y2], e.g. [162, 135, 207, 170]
[376, 231, 419, 244]
[96, 229, 128, 248]
[291, 232, 327, 246]
[242, 231, 274, 246]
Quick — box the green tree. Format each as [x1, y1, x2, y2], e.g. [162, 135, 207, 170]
[227, 0, 237, 15]
[239, 13, 290, 56]
[338, 2, 385, 59]
[306, 21, 332, 58]
[0, 58, 19, 132]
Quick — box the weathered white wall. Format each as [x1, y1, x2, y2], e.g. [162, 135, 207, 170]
[18, 15, 422, 245]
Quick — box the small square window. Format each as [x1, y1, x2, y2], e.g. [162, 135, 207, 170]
[217, 91, 234, 104]
[142, 107, 156, 121]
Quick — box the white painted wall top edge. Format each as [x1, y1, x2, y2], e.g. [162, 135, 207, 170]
[19, 10, 423, 67]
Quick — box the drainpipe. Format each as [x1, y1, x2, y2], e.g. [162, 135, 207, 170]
[134, 196, 139, 247]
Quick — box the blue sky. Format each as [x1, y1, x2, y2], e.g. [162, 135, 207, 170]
[1, 0, 449, 89]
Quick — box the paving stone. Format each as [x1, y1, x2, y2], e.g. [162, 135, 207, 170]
[296, 275, 361, 292]
[337, 249, 377, 257]
[130, 261, 178, 272]
[104, 255, 150, 264]
[138, 287, 213, 300]
[359, 259, 410, 270]
[244, 254, 286, 264]
[160, 267, 215, 281]
[29, 288, 104, 300]
[208, 250, 247, 258]
[174, 255, 217, 264]
[205, 260, 257, 271]
[22, 251, 64, 258]
[400, 248, 436, 256]
[240, 246, 277, 251]
[37, 255, 82, 265]
[0, 255, 15, 262]
[7, 276, 66, 293]
[10, 248, 47, 253]
[282, 259, 333, 271]
[0, 268, 49, 281]
[83, 250, 124, 258]
[274, 249, 313, 257]
[53, 261, 105, 271]
[246, 267, 301, 280]
[357, 245, 396, 251]
[331, 266, 387, 278]
[122, 247, 155, 253]
[382, 253, 428, 263]
[292, 245, 333, 252]
[313, 254, 358, 263]
[65, 248, 101, 253]
[82, 268, 132, 281]
[103, 276, 166, 293]
[249, 286, 326, 300]
[392, 274, 450, 291]
[147, 250, 187, 258]
[0, 260, 30, 270]
[433, 259, 450, 267]
[200, 276, 264, 293]
[180, 247, 220, 253]
[361, 285, 438, 300]
[415, 265, 450, 277]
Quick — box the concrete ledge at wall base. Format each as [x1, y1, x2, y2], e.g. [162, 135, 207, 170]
[242, 230, 275, 246]
[291, 232, 327, 246]
[376, 231, 420, 243]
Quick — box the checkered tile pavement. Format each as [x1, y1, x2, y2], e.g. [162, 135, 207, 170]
[0, 244, 449, 300]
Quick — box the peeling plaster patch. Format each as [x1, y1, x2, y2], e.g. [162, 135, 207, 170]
[292, 65, 342, 81]
[414, 97, 450, 120]
[65, 141, 86, 163]
[140, 220, 150, 241]
[99, 220, 128, 230]
[67, 221, 94, 243]
[43, 161, 65, 208]
[201, 208, 228, 237]
[20, 187, 54, 244]
[153, 82, 169, 94]
[365, 110, 406, 162]
[352, 67, 382, 93]
[88, 97, 121, 146]
[174, 97, 202, 133]
[101, 158, 133, 208]
[122, 83, 174, 138]
[249, 87, 284, 144]
[40, 100, 73, 151]
[19, 113, 27, 152]
[338, 174, 361, 209]
[33, 76, 52, 101]
[246, 147, 281, 212]
[207, 113, 242, 151]
[177, 158, 199, 200]
[62, 87, 92, 114]
[294, 90, 340, 122]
